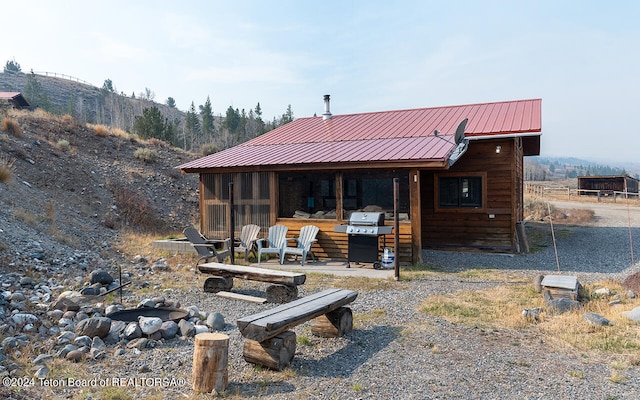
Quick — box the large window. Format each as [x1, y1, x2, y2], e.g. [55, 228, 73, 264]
[437, 174, 484, 209]
[278, 172, 337, 218]
[342, 170, 409, 219]
[278, 170, 410, 220]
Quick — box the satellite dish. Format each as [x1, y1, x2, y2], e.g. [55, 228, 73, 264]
[454, 118, 468, 145]
[448, 139, 469, 167]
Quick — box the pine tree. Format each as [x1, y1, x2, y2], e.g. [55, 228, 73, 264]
[3, 59, 21, 73]
[199, 96, 215, 143]
[23, 71, 52, 112]
[134, 106, 164, 140]
[254, 102, 265, 135]
[185, 102, 201, 151]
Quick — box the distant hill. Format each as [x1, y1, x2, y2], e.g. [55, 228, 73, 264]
[525, 156, 640, 181]
[0, 70, 184, 135]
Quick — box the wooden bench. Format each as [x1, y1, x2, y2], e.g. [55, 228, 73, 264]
[236, 288, 358, 370]
[197, 262, 306, 303]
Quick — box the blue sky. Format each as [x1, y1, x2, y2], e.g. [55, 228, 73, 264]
[2, 1, 639, 163]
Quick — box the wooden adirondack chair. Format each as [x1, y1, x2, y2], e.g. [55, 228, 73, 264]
[280, 225, 319, 266]
[233, 224, 261, 261]
[183, 226, 231, 267]
[256, 225, 288, 265]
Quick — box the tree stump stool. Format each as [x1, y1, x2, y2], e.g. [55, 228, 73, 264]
[192, 332, 229, 394]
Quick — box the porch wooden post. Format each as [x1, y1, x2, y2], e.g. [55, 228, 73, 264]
[229, 182, 235, 264]
[393, 178, 400, 281]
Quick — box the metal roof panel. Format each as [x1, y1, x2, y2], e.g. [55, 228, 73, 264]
[179, 98, 541, 170]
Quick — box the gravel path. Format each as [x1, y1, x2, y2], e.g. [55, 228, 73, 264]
[426, 200, 640, 283]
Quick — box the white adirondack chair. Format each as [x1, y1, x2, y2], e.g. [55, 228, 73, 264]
[280, 225, 319, 266]
[256, 225, 288, 265]
[233, 224, 261, 261]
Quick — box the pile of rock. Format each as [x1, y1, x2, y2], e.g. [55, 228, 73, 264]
[0, 269, 227, 380]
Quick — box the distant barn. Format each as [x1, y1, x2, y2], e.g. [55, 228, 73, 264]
[578, 175, 639, 196]
[0, 92, 31, 109]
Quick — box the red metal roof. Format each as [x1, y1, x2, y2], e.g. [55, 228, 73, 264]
[0, 92, 21, 99]
[178, 98, 541, 171]
[0, 92, 31, 108]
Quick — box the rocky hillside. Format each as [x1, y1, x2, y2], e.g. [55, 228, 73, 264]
[0, 109, 200, 276]
[0, 71, 185, 134]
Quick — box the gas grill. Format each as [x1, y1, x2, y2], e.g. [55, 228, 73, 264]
[334, 211, 393, 268]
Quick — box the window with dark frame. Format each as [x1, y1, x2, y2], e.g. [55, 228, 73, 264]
[277, 170, 411, 220]
[278, 172, 337, 218]
[438, 176, 483, 208]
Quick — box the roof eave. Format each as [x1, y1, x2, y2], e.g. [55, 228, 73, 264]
[179, 159, 450, 174]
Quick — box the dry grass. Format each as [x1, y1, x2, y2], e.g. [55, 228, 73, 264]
[0, 155, 16, 183]
[146, 137, 170, 147]
[86, 123, 131, 139]
[524, 198, 595, 225]
[419, 276, 640, 355]
[1, 117, 22, 137]
[133, 148, 158, 163]
[90, 123, 110, 137]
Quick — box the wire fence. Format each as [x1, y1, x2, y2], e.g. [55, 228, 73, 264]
[525, 183, 640, 203]
[32, 71, 94, 86]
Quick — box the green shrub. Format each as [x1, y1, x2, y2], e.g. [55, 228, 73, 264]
[201, 143, 219, 156]
[133, 148, 158, 163]
[57, 139, 70, 151]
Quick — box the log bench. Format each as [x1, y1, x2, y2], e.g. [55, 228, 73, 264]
[236, 288, 358, 370]
[197, 262, 306, 303]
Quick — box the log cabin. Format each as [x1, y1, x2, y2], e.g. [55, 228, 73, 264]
[177, 97, 542, 264]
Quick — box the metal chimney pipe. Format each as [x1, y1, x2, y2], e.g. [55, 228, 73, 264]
[322, 94, 332, 120]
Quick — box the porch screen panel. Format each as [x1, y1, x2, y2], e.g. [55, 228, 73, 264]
[232, 172, 271, 236]
[201, 173, 227, 238]
[201, 172, 271, 238]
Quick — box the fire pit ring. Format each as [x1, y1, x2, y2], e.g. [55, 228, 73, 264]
[106, 307, 189, 323]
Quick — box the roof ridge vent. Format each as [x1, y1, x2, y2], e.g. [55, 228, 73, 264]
[322, 94, 332, 120]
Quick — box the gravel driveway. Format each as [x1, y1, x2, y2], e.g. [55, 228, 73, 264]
[425, 200, 640, 283]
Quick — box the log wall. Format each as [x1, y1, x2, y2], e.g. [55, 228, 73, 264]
[275, 218, 413, 264]
[421, 138, 520, 252]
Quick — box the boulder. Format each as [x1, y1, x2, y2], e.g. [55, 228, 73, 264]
[11, 313, 37, 325]
[545, 297, 582, 314]
[66, 349, 85, 362]
[583, 312, 613, 326]
[626, 306, 640, 323]
[205, 312, 225, 331]
[123, 322, 142, 341]
[126, 338, 149, 350]
[138, 316, 163, 335]
[89, 269, 114, 285]
[159, 321, 179, 340]
[178, 319, 195, 337]
[73, 335, 92, 347]
[74, 317, 111, 338]
[92, 336, 106, 351]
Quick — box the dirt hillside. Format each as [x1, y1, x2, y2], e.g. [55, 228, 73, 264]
[0, 110, 199, 274]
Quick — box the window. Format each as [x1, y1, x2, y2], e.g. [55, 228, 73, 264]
[342, 170, 410, 219]
[437, 175, 483, 209]
[277, 170, 411, 220]
[278, 172, 337, 218]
